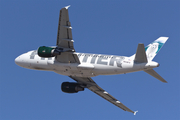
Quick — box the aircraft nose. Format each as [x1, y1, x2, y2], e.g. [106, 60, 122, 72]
[15, 54, 27, 67]
[15, 56, 21, 66]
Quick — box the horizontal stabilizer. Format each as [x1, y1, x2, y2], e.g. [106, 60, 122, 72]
[144, 69, 167, 83]
[134, 43, 147, 63]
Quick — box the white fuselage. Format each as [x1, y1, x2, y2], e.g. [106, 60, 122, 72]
[15, 50, 159, 77]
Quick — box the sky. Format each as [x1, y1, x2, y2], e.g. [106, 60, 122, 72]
[0, 0, 180, 120]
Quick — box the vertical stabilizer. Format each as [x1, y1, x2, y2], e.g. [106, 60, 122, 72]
[145, 37, 168, 61]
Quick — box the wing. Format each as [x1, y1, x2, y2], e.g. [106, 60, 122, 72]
[56, 5, 74, 52]
[69, 76, 137, 115]
[55, 6, 80, 63]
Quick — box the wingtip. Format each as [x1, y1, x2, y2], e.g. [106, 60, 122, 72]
[134, 111, 138, 115]
[163, 80, 168, 83]
[65, 5, 71, 9]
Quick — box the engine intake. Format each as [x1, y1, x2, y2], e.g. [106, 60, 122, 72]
[61, 82, 84, 93]
[37, 46, 61, 58]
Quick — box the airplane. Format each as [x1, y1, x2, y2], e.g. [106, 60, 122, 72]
[15, 5, 168, 115]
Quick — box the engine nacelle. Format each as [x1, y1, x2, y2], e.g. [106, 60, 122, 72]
[37, 46, 61, 58]
[61, 82, 84, 93]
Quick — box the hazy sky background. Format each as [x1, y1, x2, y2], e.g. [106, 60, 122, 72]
[0, 0, 180, 120]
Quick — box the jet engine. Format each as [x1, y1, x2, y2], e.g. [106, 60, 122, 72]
[61, 82, 84, 93]
[37, 46, 62, 58]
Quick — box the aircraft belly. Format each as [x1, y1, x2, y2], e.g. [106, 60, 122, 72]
[91, 62, 142, 75]
[92, 64, 121, 75]
[50, 61, 95, 77]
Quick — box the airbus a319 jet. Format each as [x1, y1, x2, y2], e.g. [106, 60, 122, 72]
[15, 5, 168, 115]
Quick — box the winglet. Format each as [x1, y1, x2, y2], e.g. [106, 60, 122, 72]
[65, 5, 71, 9]
[134, 111, 138, 115]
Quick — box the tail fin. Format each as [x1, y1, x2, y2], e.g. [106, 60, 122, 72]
[145, 37, 168, 61]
